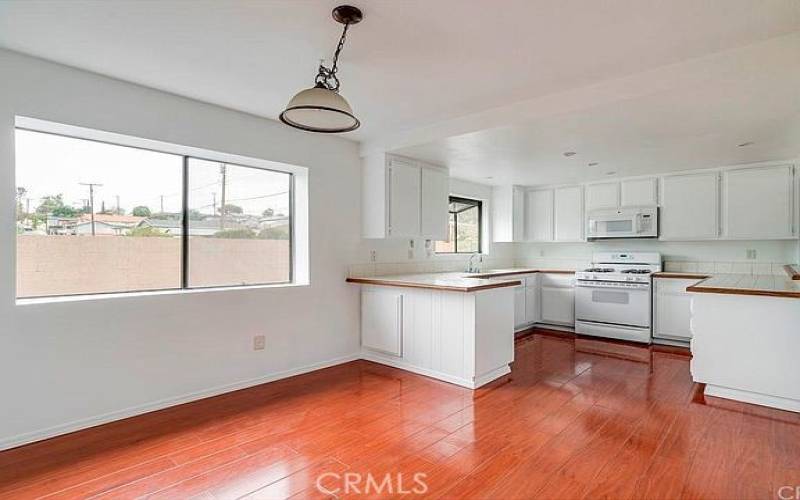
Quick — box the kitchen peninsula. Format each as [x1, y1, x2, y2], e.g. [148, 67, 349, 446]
[346, 271, 526, 389]
[685, 270, 800, 412]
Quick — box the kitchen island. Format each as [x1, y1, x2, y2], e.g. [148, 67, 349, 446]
[347, 272, 524, 389]
[687, 271, 800, 412]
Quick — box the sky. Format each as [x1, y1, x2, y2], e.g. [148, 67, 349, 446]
[15, 129, 291, 217]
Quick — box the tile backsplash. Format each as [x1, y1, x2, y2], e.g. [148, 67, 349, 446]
[348, 255, 515, 278]
[349, 256, 791, 278]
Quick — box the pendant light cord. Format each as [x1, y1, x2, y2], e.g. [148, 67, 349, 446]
[316, 22, 350, 92]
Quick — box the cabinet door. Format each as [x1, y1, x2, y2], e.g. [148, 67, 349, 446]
[362, 289, 403, 356]
[621, 178, 658, 207]
[660, 172, 719, 240]
[540, 286, 575, 326]
[388, 160, 421, 237]
[514, 287, 526, 329]
[723, 165, 794, 239]
[585, 182, 619, 211]
[492, 186, 525, 242]
[420, 167, 449, 240]
[653, 279, 694, 341]
[554, 186, 584, 242]
[526, 189, 553, 241]
[525, 285, 539, 325]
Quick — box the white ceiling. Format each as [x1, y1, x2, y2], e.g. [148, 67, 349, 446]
[1, 0, 799, 184]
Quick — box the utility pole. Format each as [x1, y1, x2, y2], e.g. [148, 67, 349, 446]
[115, 195, 120, 215]
[79, 182, 103, 236]
[25, 198, 30, 216]
[160, 195, 165, 214]
[212, 192, 217, 216]
[219, 164, 227, 231]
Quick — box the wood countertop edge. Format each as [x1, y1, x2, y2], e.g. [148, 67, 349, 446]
[651, 272, 710, 280]
[685, 284, 800, 299]
[783, 264, 800, 281]
[345, 277, 523, 292]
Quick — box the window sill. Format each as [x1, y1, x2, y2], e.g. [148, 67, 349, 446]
[16, 281, 309, 306]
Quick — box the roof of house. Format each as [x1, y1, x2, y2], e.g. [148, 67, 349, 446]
[79, 214, 146, 225]
[143, 218, 250, 231]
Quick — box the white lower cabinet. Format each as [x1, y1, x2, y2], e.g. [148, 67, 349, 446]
[539, 274, 575, 326]
[514, 286, 526, 330]
[361, 287, 404, 356]
[360, 285, 515, 389]
[653, 278, 698, 342]
[525, 275, 540, 325]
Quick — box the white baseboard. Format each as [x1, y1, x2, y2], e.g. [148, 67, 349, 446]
[704, 384, 800, 413]
[0, 353, 360, 452]
[360, 350, 510, 390]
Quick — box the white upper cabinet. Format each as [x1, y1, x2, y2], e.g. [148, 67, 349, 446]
[492, 185, 526, 242]
[420, 167, 449, 240]
[722, 165, 795, 240]
[525, 189, 553, 242]
[585, 182, 619, 211]
[387, 158, 421, 237]
[361, 154, 449, 239]
[659, 172, 720, 240]
[621, 178, 658, 207]
[586, 178, 657, 211]
[554, 186, 584, 242]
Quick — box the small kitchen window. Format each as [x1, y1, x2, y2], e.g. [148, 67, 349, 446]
[435, 196, 482, 254]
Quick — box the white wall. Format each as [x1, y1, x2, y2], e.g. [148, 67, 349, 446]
[0, 49, 362, 449]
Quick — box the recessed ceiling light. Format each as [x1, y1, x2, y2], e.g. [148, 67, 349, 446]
[485, 176, 494, 180]
[738, 141, 755, 147]
[605, 171, 616, 176]
[563, 151, 577, 157]
[588, 162, 599, 167]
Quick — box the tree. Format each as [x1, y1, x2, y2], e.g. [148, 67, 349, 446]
[262, 208, 274, 218]
[16, 187, 27, 221]
[132, 206, 152, 217]
[220, 204, 243, 215]
[258, 225, 290, 240]
[127, 226, 169, 237]
[34, 194, 80, 218]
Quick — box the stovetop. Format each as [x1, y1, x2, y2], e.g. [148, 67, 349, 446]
[576, 252, 662, 284]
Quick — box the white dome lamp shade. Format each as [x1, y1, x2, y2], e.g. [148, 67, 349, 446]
[280, 6, 363, 134]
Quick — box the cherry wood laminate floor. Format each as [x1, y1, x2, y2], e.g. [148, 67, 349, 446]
[1, 329, 799, 499]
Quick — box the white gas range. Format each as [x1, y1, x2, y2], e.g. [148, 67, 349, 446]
[574, 252, 662, 344]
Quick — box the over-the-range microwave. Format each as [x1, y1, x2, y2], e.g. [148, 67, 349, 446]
[586, 207, 658, 240]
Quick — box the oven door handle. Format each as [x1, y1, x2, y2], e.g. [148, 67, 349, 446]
[576, 283, 650, 291]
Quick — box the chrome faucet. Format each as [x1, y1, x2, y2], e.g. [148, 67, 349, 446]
[466, 253, 483, 273]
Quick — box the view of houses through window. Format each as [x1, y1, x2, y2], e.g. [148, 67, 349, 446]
[434, 196, 482, 254]
[15, 129, 292, 298]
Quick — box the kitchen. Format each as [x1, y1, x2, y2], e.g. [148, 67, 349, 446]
[1, 2, 799, 498]
[348, 158, 800, 410]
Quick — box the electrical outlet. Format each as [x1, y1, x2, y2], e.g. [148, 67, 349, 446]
[409, 239, 415, 249]
[253, 335, 266, 351]
[370, 250, 377, 262]
[746, 249, 757, 260]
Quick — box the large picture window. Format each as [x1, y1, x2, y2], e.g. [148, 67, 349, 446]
[435, 196, 482, 254]
[15, 128, 293, 299]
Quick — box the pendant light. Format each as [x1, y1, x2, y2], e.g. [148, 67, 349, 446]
[280, 5, 363, 133]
